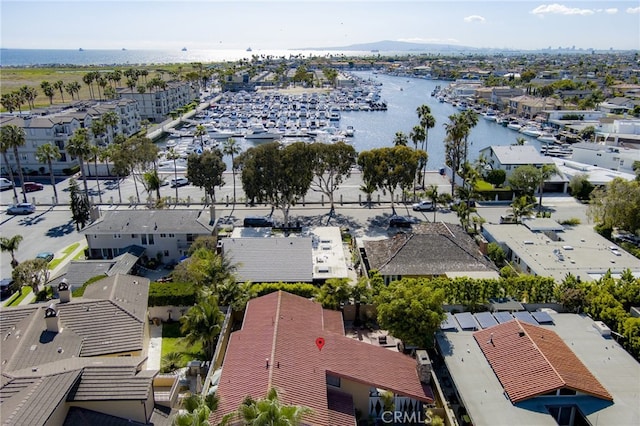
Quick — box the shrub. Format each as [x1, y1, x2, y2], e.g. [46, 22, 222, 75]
[62, 164, 81, 176]
[148, 281, 197, 307]
[250, 282, 318, 299]
[484, 169, 506, 187]
[560, 217, 581, 226]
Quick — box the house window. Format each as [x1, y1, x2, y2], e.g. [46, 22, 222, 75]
[131, 234, 137, 238]
[148, 234, 155, 245]
[168, 233, 175, 238]
[164, 250, 169, 257]
[186, 234, 194, 242]
[160, 233, 167, 238]
[114, 234, 121, 239]
[141, 234, 147, 245]
[326, 374, 340, 388]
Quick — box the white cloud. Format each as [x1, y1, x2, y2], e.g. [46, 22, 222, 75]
[531, 4, 595, 16]
[463, 15, 486, 23]
[603, 8, 618, 15]
[627, 7, 640, 14]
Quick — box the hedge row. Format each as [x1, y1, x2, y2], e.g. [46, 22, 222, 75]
[148, 281, 197, 307]
[250, 282, 318, 299]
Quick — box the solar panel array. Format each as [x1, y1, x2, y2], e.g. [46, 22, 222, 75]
[441, 310, 555, 330]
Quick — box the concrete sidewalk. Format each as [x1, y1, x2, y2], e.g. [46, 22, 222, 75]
[147, 323, 163, 370]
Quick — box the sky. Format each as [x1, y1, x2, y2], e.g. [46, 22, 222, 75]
[1, 0, 639, 51]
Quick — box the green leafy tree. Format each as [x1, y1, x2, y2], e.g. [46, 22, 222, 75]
[172, 247, 236, 291]
[357, 146, 426, 214]
[235, 387, 312, 426]
[222, 138, 241, 203]
[486, 242, 506, 267]
[485, 169, 506, 187]
[568, 173, 594, 201]
[508, 164, 542, 200]
[375, 278, 446, 349]
[12, 258, 49, 294]
[236, 141, 314, 226]
[316, 278, 351, 310]
[0, 124, 28, 202]
[509, 196, 535, 223]
[180, 294, 224, 361]
[35, 143, 61, 203]
[0, 234, 23, 268]
[111, 136, 158, 203]
[187, 149, 226, 203]
[308, 142, 356, 215]
[588, 178, 640, 235]
[69, 178, 90, 230]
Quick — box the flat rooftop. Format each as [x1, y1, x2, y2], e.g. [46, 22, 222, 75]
[436, 313, 640, 426]
[483, 223, 640, 282]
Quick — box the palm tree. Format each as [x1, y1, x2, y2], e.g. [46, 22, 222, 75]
[0, 124, 28, 202]
[180, 294, 224, 361]
[425, 184, 439, 223]
[392, 131, 408, 146]
[101, 110, 119, 143]
[222, 138, 241, 203]
[67, 128, 93, 199]
[537, 164, 557, 214]
[236, 387, 312, 426]
[0, 129, 20, 203]
[35, 143, 61, 204]
[194, 124, 207, 151]
[89, 145, 103, 204]
[0, 234, 23, 268]
[510, 196, 535, 223]
[166, 147, 182, 202]
[416, 105, 436, 185]
[173, 393, 220, 426]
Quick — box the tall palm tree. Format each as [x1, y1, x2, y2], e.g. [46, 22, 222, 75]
[236, 387, 312, 426]
[101, 110, 119, 143]
[222, 138, 241, 203]
[166, 147, 182, 202]
[0, 124, 28, 202]
[173, 393, 220, 426]
[537, 164, 557, 214]
[0, 234, 23, 268]
[194, 124, 207, 151]
[180, 294, 224, 361]
[89, 145, 103, 204]
[35, 143, 61, 204]
[417, 105, 436, 187]
[66, 128, 93, 199]
[0, 129, 20, 203]
[510, 196, 535, 223]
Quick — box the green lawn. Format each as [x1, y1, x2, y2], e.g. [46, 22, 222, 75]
[161, 322, 204, 370]
[48, 242, 80, 270]
[4, 287, 33, 307]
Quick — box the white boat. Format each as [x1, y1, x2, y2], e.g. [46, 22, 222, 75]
[244, 125, 283, 141]
[157, 158, 188, 171]
[205, 126, 235, 140]
[481, 110, 497, 121]
[519, 125, 543, 137]
[537, 132, 558, 144]
[345, 126, 355, 137]
[506, 121, 522, 131]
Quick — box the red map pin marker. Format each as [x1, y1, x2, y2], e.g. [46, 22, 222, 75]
[315, 337, 325, 351]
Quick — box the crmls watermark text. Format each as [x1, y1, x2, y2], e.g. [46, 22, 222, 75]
[381, 411, 432, 424]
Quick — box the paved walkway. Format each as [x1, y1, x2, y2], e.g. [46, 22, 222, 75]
[147, 323, 163, 370]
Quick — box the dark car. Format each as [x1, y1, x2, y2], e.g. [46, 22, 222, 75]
[23, 182, 44, 192]
[243, 215, 274, 227]
[0, 278, 16, 299]
[389, 215, 413, 228]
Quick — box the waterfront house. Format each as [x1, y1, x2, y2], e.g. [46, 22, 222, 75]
[212, 291, 435, 425]
[80, 209, 215, 263]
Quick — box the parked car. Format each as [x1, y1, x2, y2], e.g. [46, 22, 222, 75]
[23, 182, 44, 192]
[35, 252, 55, 263]
[0, 278, 16, 299]
[243, 215, 274, 227]
[170, 177, 189, 187]
[0, 178, 14, 191]
[389, 215, 413, 228]
[7, 203, 36, 215]
[412, 200, 435, 211]
[500, 214, 517, 224]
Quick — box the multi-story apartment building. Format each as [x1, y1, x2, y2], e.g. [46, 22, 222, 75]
[117, 80, 199, 122]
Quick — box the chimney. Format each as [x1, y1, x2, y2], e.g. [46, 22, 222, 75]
[415, 350, 432, 384]
[216, 240, 224, 256]
[58, 278, 71, 303]
[44, 304, 61, 333]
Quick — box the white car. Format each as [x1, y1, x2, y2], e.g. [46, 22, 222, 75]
[170, 177, 189, 187]
[0, 178, 14, 191]
[412, 200, 435, 211]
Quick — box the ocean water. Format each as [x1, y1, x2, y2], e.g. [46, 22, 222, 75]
[1, 48, 380, 67]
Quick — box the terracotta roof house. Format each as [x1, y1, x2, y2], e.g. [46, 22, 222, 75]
[0, 274, 169, 425]
[80, 209, 215, 263]
[361, 223, 498, 284]
[436, 313, 639, 425]
[212, 291, 434, 426]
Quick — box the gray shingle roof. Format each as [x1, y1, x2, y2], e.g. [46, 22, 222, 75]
[223, 237, 313, 282]
[363, 223, 497, 276]
[486, 145, 555, 165]
[81, 209, 214, 235]
[67, 366, 151, 401]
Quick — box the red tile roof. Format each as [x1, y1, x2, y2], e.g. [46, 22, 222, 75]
[213, 291, 433, 426]
[474, 320, 613, 403]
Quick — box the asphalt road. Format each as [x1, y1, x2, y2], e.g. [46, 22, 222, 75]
[0, 172, 591, 281]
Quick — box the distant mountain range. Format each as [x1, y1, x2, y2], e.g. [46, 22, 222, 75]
[299, 40, 479, 52]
